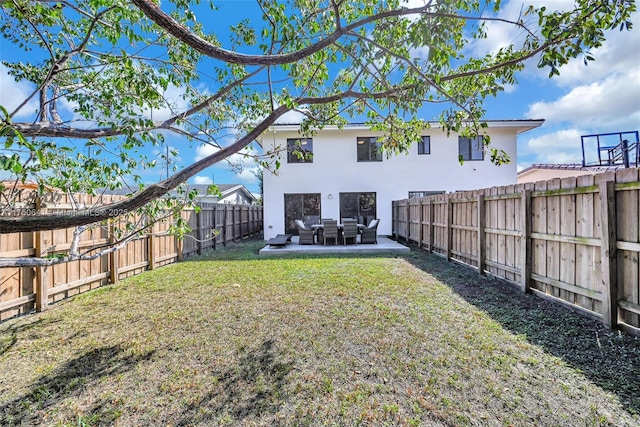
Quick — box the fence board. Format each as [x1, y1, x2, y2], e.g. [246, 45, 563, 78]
[547, 178, 561, 299]
[559, 177, 577, 305]
[575, 174, 596, 313]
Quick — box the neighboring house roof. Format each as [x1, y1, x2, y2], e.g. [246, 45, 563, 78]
[517, 163, 628, 184]
[99, 184, 257, 203]
[178, 183, 257, 203]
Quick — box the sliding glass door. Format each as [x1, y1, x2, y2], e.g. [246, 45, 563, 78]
[284, 193, 321, 234]
[339, 192, 376, 226]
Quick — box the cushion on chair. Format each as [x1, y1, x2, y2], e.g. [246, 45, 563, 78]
[367, 219, 379, 229]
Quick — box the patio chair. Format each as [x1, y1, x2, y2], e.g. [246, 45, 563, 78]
[295, 219, 315, 245]
[317, 219, 332, 243]
[360, 219, 379, 244]
[323, 220, 339, 245]
[342, 219, 358, 245]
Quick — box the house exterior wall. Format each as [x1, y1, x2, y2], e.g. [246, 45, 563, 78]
[262, 124, 532, 239]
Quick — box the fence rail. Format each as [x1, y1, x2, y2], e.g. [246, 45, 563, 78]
[392, 168, 640, 336]
[0, 197, 262, 320]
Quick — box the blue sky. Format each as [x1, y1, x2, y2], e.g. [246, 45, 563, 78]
[1, 0, 639, 194]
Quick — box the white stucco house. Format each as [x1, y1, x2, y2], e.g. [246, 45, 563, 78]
[260, 120, 544, 239]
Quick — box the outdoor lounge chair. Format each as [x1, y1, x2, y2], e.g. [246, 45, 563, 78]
[323, 220, 339, 245]
[268, 234, 293, 248]
[360, 219, 379, 244]
[295, 220, 315, 245]
[342, 219, 358, 245]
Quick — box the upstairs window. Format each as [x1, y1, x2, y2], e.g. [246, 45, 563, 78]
[287, 138, 313, 163]
[357, 137, 382, 162]
[458, 136, 484, 161]
[418, 136, 431, 155]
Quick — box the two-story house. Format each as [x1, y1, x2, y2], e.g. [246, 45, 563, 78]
[260, 119, 544, 239]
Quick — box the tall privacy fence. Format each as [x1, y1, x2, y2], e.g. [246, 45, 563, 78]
[0, 193, 262, 320]
[392, 168, 640, 337]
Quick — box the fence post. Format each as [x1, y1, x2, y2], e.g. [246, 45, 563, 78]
[241, 206, 245, 239]
[427, 200, 434, 253]
[175, 210, 184, 262]
[196, 207, 203, 255]
[34, 196, 48, 312]
[446, 197, 452, 261]
[418, 198, 424, 249]
[406, 199, 411, 243]
[147, 222, 156, 271]
[599, 180, 618, 328]
[109, 220, 119, 284]
[213, 205, 217, 250]
[520, 190, 532, 293]
[223, 205, 228, 246]
[477, 194, 486, 275]
[176, 235, 184, 262]
[392, 202, 397, 239]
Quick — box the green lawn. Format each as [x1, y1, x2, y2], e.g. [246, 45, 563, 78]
[1, 238, 639, 426]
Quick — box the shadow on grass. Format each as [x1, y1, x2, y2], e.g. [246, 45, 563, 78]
[0, 345, 154, 425]
[0, 318, 62, 356]
[173, 339, 293, 426]
[404, 248, 640, 416]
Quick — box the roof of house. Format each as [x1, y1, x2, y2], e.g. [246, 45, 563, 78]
[518, 163, 627, 175]
[267, 119, 545, 135]
[179, 184, 256, 201]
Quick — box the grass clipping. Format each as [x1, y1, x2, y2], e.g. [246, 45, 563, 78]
[1, 238, 639, 426]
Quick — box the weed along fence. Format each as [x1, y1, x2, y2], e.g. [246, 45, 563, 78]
[392, 168, 640, 336]
[0, 195, 263, 320]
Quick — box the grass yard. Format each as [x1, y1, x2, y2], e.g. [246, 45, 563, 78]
[1, 237, 639, 426]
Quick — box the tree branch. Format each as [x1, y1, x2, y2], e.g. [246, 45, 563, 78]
[131, 0, 450, 66]
[0, 104, 291, 234]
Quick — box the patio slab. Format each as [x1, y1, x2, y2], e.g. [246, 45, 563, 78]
[259, 235, 410, 256]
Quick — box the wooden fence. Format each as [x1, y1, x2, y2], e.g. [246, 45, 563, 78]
[392, 168, 640, 336]
[0, 195, 262, 320]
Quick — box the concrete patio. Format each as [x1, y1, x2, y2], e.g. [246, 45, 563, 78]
[259, 235, 410, 256]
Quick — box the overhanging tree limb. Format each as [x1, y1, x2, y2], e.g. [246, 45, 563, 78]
[1, 104, 290, 233]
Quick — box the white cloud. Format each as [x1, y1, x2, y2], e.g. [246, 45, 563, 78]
[0, 64, 39, 119]
[274, 110, 306, 124]
[528, 10, 640, 86]
[236, 167, 260, 183]
[194, 141, 260, 183]
[526, 69, 640, 130]
[520, 128, 586, 164]
[146, 84, 192, 122]
[194, 175, 213, 184]
[194, 143, 257, 163]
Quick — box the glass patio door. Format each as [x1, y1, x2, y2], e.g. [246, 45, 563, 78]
[339, 192, 376, 226]
[284, 193, 321, 235]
